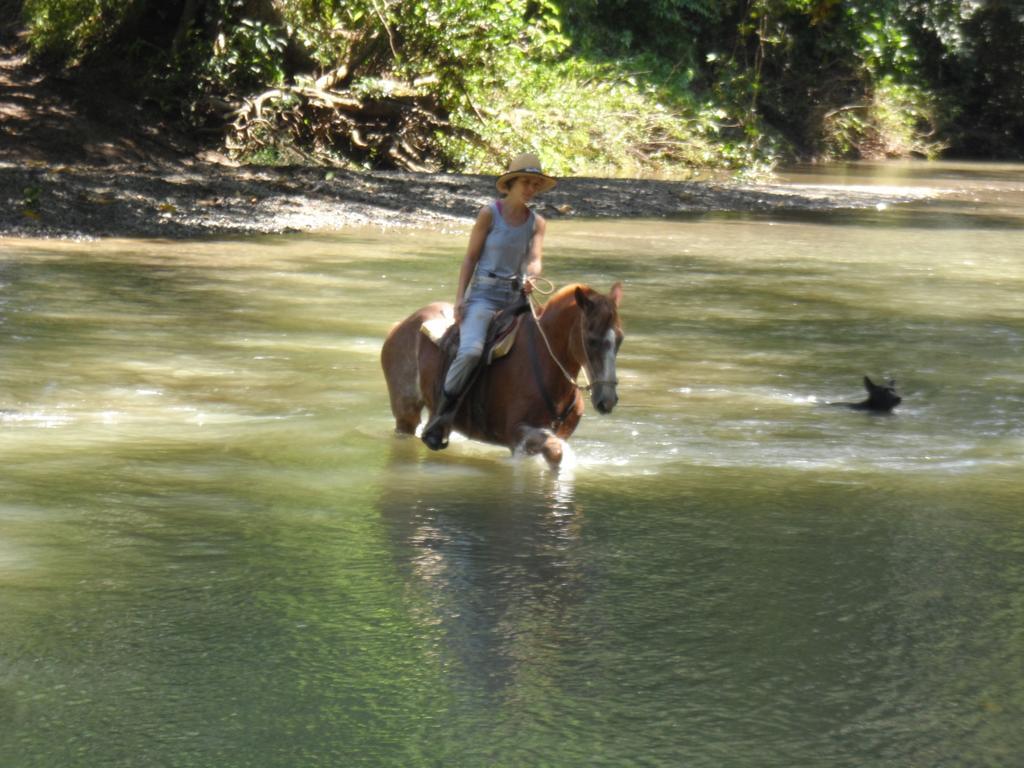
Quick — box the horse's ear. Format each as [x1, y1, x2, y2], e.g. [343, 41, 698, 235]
[574, 286, 592, 309]
[609, 281, 623, 307]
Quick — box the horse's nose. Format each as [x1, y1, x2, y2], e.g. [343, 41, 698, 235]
[594, 387, 618, 414]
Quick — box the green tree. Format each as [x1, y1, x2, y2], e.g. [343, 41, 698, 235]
[934, 0, 1024, 156]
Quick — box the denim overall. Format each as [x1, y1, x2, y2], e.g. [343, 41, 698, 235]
[443, 201, 535, 396]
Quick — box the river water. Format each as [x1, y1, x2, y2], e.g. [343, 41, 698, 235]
[2, 162, 1022, 766]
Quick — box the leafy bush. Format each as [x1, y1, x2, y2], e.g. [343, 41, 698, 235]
[822, 80, 945, 159]
[22, 0, 130, 65]
[440, 57, 733, 177]
[202, 17, 287, 92]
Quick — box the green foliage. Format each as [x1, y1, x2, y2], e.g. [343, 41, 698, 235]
[694, 0, 967, 160]
[201, 17, 288, 92]
[560, 0, 724, 67]
[271, 0, 358, 68]
[945, 2, 1024, 156]
[440, 57, 722, 177]
[17, 0, 1024, 170]
[22, 0, 130, 64]
[822, 80, 945, 159]
[372, 0, 569, 115]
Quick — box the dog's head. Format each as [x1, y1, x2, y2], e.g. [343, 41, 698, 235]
[862, 376, 902, 412]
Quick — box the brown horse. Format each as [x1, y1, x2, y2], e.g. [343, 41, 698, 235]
[381, 282, 624, 466]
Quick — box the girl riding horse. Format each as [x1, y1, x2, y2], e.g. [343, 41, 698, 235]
[421, 152, 557, 450]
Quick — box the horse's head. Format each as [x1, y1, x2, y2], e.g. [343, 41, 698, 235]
[575, 282, 624, 414]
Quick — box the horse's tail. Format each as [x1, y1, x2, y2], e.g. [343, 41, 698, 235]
[382, 305, 446, 434]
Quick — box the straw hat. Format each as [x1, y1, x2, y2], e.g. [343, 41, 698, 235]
[496, 152, 557, 194]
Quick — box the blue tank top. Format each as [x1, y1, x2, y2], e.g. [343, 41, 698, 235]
[474, 201, 535, 280]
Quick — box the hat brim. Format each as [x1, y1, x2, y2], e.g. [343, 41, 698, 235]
[496, 170, 557, 194]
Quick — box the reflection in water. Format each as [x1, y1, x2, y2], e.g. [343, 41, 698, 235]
[377, 440, 584, 695]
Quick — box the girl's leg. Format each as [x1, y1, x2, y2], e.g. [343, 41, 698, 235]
[422, 298, 497, 450]
[442, 300, 496, 395]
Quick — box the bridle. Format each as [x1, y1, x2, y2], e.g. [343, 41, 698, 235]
[526, 281, 619, 394]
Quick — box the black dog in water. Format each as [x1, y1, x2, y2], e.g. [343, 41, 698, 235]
[831, 376, 902, 413]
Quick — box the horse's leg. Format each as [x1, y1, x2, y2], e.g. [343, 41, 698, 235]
[515, 425, 564, 468]
[553, 396, 585, 440]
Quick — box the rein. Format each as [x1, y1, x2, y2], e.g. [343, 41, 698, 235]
[526, 278, 592, 393]
[526, 316, 580, 429]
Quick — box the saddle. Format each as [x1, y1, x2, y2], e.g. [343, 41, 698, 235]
[419, 302, 524, 364]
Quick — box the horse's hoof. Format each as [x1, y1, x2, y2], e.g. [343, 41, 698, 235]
[421, 428, 449, 451]
[542, 441, 563, 467]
